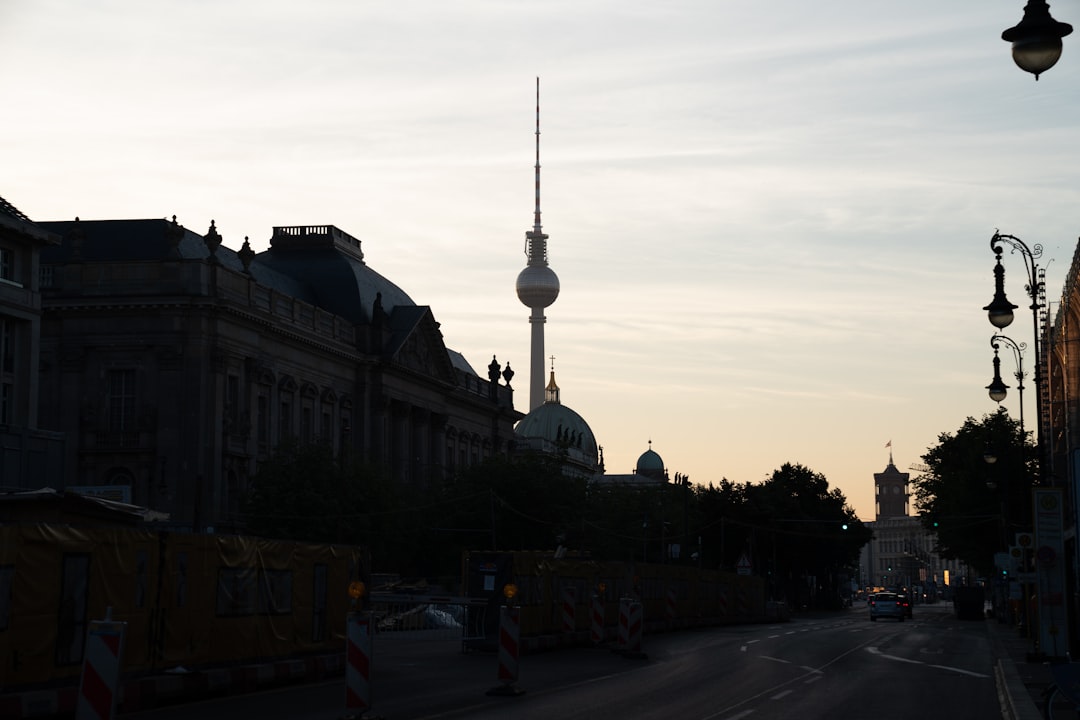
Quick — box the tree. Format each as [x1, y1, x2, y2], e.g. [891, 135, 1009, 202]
[242, 440, 407, 565]
[912, 409, 1034, 578]
[739, 463, 869, 608]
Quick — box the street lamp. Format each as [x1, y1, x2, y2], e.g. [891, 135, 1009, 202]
[984, 231, 1045, 486]
[987, 335, 1027, 437]
[1002, 0, 1074, 80]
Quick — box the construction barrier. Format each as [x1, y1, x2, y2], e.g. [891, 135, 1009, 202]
[76, 609, 126, 720]
[590, 593, 605, 645]
[487, 605, 524, 696]
[623, 601, 647, 659]
[561, 586, 576, 634]
[616, 597, 631, 651]
[344, 613, 373, 715]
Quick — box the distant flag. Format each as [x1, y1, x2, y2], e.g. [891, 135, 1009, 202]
[885, 440, 892, 448]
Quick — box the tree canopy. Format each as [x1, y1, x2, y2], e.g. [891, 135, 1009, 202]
[911, 409, 1034, 578]
[243, 446, 866, 608]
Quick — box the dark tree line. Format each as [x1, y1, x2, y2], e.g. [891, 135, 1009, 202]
[912, 409, 1035, 579]
[243, 443, 868, 608]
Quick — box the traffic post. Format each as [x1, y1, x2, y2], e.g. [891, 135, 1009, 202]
[343, 580, 378, 720]
[487, 583, 525, 697]
[590, 583, 606, 646]
[76, 607, 126, 720]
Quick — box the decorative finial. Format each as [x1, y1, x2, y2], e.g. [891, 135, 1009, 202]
[238, 235, 255, 272]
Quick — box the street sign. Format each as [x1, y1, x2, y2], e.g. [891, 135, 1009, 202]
[736, 553, 751, 576]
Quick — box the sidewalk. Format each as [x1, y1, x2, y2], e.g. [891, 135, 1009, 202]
[989, 615, 1052, 720]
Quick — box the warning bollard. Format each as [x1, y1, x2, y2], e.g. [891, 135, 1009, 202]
[591, 593, 606, 646]
[622, 601, 648, 660]
[561, 585, 577, 634]
[613, 596, 631, 653]
[76, 607, 127, 720]
[345, 612, 373, 718]
[487, 604, 525, 696]
[667, 587, 677, 624]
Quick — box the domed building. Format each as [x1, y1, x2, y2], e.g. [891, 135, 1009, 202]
[635, 441, 668, 482]
[513, 369, 600, 478]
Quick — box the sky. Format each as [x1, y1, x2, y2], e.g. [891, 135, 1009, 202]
[4, 0, 1080, 522]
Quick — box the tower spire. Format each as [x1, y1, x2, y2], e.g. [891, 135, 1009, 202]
[533, 76, 542, 238]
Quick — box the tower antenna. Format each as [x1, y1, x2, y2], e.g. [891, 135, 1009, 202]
[533, 76, 542, 239]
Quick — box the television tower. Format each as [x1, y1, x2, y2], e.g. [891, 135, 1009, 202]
[515, 77, 560, 411]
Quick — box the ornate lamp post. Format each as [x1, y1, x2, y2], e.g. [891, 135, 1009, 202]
[987, 334, 1027, 436]
[1002, 0, 1074, 79]
[984, 231, 1045, 486]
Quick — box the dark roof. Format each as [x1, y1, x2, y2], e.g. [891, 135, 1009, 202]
[36, 219, 419, 325]
[255, 245, 414, 326]
[0, 195, 31, 223]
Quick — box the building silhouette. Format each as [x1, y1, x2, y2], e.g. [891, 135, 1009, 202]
[27, 216, 521, 531]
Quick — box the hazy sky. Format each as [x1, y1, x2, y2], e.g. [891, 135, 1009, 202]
[5, 0, 1080, 521]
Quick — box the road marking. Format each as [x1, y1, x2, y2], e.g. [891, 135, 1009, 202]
[804, 675, 823, 684]
[771, 690, 793, 700]
[928, 664, 989, 678]
[866, 647, 989, 677]
[760, 656, 791, 664]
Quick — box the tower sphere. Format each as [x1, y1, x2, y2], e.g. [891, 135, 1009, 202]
[516, 264, 560, 308]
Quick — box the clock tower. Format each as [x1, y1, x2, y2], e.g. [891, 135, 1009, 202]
[874, 444, 910, 520]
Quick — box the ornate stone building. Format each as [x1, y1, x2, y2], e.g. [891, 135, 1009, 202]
[0, 197, 64, 486]
[34, 217, 522, 532]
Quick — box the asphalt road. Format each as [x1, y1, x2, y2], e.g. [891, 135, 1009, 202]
[121, 603, 998, 720]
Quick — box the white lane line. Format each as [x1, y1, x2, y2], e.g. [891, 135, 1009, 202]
[928, 664, 989, 678]
[866, 647, 989, 677]
[804, 675, 823, 684]
[740, 639, 761, 652]
[771, 690, 793, 700]
[760, 655, 792, 664]
[725, 711, 755, 720]
[866, 646, 923, 665]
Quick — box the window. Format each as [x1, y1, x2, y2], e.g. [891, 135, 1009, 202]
[39, 264, 53, 288]
[0, 318, 13, 374]
[301, 405, 312, 442]
[56, 554, 90, 666]
[0, 383, 9, 425]
[312, 564, 327, 642]
[279, 398, 292, 440]
[257, 393, 269, 445]
[0, 247, 12, 282]
[107, 369, 136, 433]
[0, 565, 13, 631]
[226, 374, 240, 433]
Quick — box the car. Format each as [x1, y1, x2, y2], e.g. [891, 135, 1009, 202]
[899, 593, 913, 618]
[869, 592, 905, 622]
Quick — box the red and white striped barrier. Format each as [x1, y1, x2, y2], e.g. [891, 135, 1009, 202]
[623, 601, 647, 659]
[345, 612, 373, 714]
[590, 593, 605, 645]
[616, 597, 631, 651]
[561, 586, 577, 633]
[76, 609, 127, 720]
[487, 605, 525, 696]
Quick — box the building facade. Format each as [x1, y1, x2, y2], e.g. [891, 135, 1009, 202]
[34, 217, 522, 531]
[860, 454, 970, 595]
[0, 196, 64, 487]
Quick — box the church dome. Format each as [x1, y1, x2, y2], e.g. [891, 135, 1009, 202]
[514, 370, 598, 473]
[636, 443, 666, 480]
